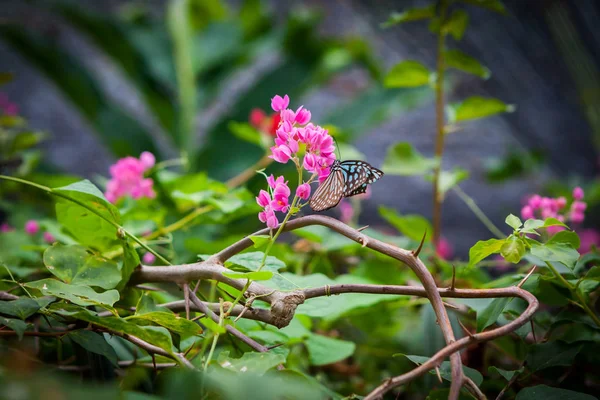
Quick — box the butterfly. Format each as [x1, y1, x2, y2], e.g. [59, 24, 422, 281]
[309, 160, 384, 212]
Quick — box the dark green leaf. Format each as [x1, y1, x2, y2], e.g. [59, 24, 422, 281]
[582, 266, 600, 282]
[0, 297, 53, 320]
[382, 142, 439, 176]
[404, 355, 483, 385]
[226, 252, 285, 273]
[381, 5, 436, 27]
[469, 238, 505, 266]
[379, 206, 432, 242]
[43, 243, 121, 289]
[0, 316, 30, 340]
[443, 10, 469, 40]
[126, 311, 202, 336]
[222, 271, 274, 281]
[384, 61, 432, 88]
[217, 350, 286, 374]
[445, 49, 490, 79]
[477, 298, 509, 331]
[530, 235, 580, 270]
[526, 341, 583, 372]
[516, 385, 596, 400]
[501, 236, 526, 263]
[447, 96, 515, 123]
[26, 279, 119, 308]
[488, 366, 523, 381]
[119, 239, 141, 290]
[459, 0, 508, 15]
[305, 334, 355, 366]
[68, 330, 118, 366]
[505, 214, 522, 230]
[228, 121, 264, 148]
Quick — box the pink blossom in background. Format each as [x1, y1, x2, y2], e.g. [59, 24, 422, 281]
[435, 237, 454, 260]
[578, 229, 600, 254]
[271, 94, 289, 112]
[0, 93, 18, 115]
[142, 252, 156, 265]
[338, 200, 354, 224]
[573, 186, 584, 200]
[105, 152, 156, 203]
[0, 223, 13, 232]
[296, 183, 311, 200]
[43, 231, 55, 244]
[24, 220, 39, 235]
[521, 188, 587, 231]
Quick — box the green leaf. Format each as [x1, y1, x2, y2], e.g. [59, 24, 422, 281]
[26, 279, 119, 308]
[382, 142, 439, 176]
[459, 0, 508, 15]
[548, 230, 581, 249]
[226, 251, 285, 273]
[488, 366, 523, 381]
[305, 334, 355, 366]
[445, 49, 490, 79]
[447, 96, 515, 123]
[43, 243, 121, 289]
[228, 121, 264, 148]
[526, 341, 583, 372]
[582, 266, 600, 282]
[222, 271, 274, 281]
[381, 5, 436, 27]
[52, 180, 121, 252]
[516, 385, 596, 400]
[68, 330, 118, 366]
[521, 219, 544, 234]
[0, 297, 53, 320]
[543, 217, 569, 228]
[119, 239, 140, 290]
[384, 61, 432, 88]
[217, 350, 286, 374]
[0, 316, 30, 340]
[437, 169, 469, 198]
[505, 214, 522, 230]
[443, 10, 469, 40]
[501, 236, 526, 263]
[468, 238, 505, 266]
[126, 311, 202, 336]
[52, 304, 174, 355]
[530, 233, 580, 270]
[379, 206, 431, 242]
[477, 298, 509, 332]
[404, 355, 483, 385]
[249, 235, 271, 249]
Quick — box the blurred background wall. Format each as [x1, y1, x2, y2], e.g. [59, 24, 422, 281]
[1, 0, 599, 254]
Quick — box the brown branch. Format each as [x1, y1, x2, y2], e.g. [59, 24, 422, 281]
[0, 291, 19, 300]
[226, 154, 273, 188]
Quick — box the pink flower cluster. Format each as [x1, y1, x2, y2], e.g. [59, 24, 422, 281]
[256, 175, 311, 229]
[269, 94, 336, 183]
[105, 152, 156, 203]
[521, 187, 587, 232]
[0, 93, 18, 115]
[1, 219, 55, 243]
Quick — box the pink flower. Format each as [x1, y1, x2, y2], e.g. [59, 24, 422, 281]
[0, 223, 13, 233]
[529, 195, 542, 209]
[339, 200, 354, 224]
[249, 108, 266, 128]
[436, 237, 454, 260]
[43, 232, 55, 244]
[571, 201, 587, 213]
[0, 93, 19, 115]
[105, 152, 157, 203]
[271, 94, 289, 112]
[579, 229, 600, 254]
[258, 206, 279, 229]
[256, 190, 271, 207]
[556, 196, 567, 209]
[269, 145, 292, 164]
[24, 220, 39, 235]
[570, 211, 585, 224]
[296, 183, 311, 200]
[294, 106, 311, 125]
[272, 183, 291, 212]
[267, 175, 285, 189]
[303, 153, 317, 172]
[573, 187, 584, 200]
[280, 109, 295, 123]
[142, 252, 156, 265]
[521, 205, 534, 220]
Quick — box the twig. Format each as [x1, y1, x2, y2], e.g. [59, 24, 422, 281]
[226, 154, 273, 188]
[463, 376, 486, 400]
[412, 229, 427, 258]
[517, 266, 537, 288]
[450, 264, 457, 291]
[183, 283, 190, 320]
[495, 367, 522, 400]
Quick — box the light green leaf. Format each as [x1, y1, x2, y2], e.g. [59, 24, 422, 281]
[0, 317, 30, 340]
[477, 297, 509, 332]
[488, 366, 523, 381]
[543, 217, 569, 228]
[447, 96, 515, 123]
[68, 330, 118, 366]
[526, 342, 583, 372]
[228, 121, 263, 148]
[469, 238, 505, 266]
[379, 206, 431, 242]
[384, 61, 432, 88]
[501, 236, 526, 263]
[0, 297, 53, 320]
[26, 279, 119, 308]
[443, 10, 469, 40]
[505, 214, 522, 230]
[126, 311, 202, 336]
[226, 251, 285, 273]
[118, 238, 140, 290]
[516, 385, 596, 400]
[530, 232, 580, 270]
[381, 5, 436, 27]
[445, 49, 490, 79]
[437, 168, 469, 198]
[249, 235, 271, 249]
[403, 355, 483, 385]
[222, 271, 274, 281]
[382, 142, 439, 176]
[43, 243, 121, 289]
[522, 219, 544, 234]
[305, 334, 355, 366]
[217, 350, 286, 374]
[53, 180, 121, 251]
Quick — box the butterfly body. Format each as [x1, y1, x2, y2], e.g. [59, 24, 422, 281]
[309, 160, 383, 212]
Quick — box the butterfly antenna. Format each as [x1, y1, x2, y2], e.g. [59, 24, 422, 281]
[332, 136, 342, 160]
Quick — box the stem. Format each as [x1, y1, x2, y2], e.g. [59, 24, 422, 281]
[545, 261, 600, 327]
[204, 300, 224, 370]
[453, 185, 505, 239]
[146, 205, 213, 240]
[432, 0, 449, 247]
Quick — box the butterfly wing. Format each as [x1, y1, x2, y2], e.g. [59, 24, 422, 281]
[309, 167, 345, 212]
[345, 183, 368, 197]
[339, 161, 384, 196]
